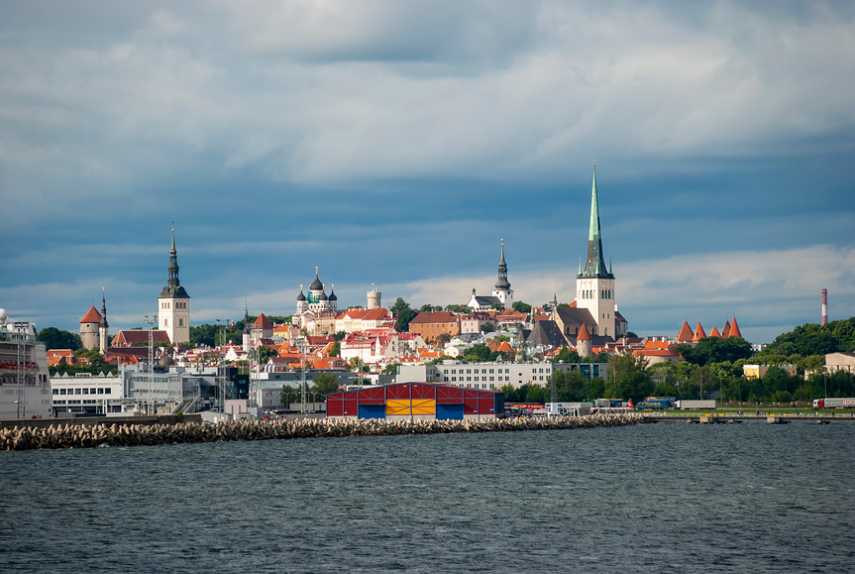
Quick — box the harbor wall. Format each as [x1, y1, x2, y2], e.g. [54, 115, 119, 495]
[0, 413, 644, 451]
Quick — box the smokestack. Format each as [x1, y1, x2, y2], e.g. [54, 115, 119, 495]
[822, 288, 828, 326]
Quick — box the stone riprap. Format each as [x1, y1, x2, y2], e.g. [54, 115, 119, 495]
[0, 414, 645, 451]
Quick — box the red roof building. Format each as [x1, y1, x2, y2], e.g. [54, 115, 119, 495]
[676, 321, 694, 343]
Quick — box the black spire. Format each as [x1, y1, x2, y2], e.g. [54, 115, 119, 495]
[160, 228, 190, 298]
[495, 242, 511, 290]
[100, 289, 108, 329]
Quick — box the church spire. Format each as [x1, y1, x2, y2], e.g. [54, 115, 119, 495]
[495, 241, 511, 290]
[579, 162, 613, 279]
[100, 288, 108, 329]
[168, 226, 180, 288]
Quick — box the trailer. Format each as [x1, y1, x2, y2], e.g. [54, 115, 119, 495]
[675, 400, 716, 410]
[813, 398, 855, 409]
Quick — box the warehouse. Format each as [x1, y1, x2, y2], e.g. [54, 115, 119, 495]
[326, 382, 504, 421]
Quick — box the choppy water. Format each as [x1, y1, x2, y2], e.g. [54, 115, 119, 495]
[2, 421, 854, 573]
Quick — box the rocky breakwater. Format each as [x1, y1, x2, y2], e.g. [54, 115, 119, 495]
[0, 414, 645, 451]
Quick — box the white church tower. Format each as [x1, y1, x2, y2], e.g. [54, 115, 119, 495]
[576, 164, 616, 337]
[158, 229, 190, 345]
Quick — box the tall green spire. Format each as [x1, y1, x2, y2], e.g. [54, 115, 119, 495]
[579, 162, 613, 279]
[589, 165, 600, 242]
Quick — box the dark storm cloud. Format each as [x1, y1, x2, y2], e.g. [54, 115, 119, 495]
[1, 0, 853, 342]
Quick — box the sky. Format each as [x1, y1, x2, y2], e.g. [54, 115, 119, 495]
[1, 0, 854, 344]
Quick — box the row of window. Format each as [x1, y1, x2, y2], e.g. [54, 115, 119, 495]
[53, 387, 112, 395]
[443, 367, 551, 375]
[448, 376, 509, 382]
[579, 290, 612, 299]
[161, 301, 188, 310]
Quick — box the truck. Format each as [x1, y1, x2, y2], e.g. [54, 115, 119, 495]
[637, 396, 676, 410]
[813, 398, 855, 409]
[675, 400, 716, 410]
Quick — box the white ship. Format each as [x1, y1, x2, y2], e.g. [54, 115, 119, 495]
[0, 309, 52, 420]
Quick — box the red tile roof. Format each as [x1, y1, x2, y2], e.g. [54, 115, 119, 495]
[693, 323, 707, 341]
[722, 320, 731, 337]
[80, 306, 102, 323]
[729, 317, 742, 338]
[252, 313, 273, 330]
[708, 326, 721, 337]
[409, 311, 458, 324]
[577, 322, 591, 341]
[676, 321, 694, 342]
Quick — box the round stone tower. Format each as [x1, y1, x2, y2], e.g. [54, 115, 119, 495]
[79, 306, 102, 350]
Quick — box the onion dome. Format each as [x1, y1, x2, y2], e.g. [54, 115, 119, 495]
[159, 354, 174, 367]
[297, 285, 306, 302]
[319, 285, 328, 301]
[328, 285, 337, 301]
[309, 267, 323, 291]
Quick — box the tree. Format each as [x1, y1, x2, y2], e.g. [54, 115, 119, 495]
[480, 323, 494, 334]
[258, 345, 277, 364]
[525, 385, 545, 404]
[616, 370, 654, 404]
[446, 304, 471, 313]
[37, 327, 82, 351]
[391, 297, 418, 332]
[512, 301, 532, 314]
[329, 342, 341, 357]
[311, 373, 340, 396]
[436, 332, 451, 345]
[608, 353, 652, 403]
[557, 347, 581, 363]
[490, 302, 505, 311]
[626, 331, 638, 338]
[673, 336, 753, 365]
[383, 363, 400, 375]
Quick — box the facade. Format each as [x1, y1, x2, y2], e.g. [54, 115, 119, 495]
[0, 312, 52, 420]
[825, 352, 855, 375]
[396, 361, 609, 391]
[50, 372, 125, 416]
[295, 268, 338, 316]
[408, 311, 460, 342]
[326, 382, 504, 421]
[158, 230, 190, 345]
[575, 165, 622, 339]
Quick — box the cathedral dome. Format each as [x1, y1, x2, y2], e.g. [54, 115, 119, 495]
[297, 288, 306, 302]
[328, 286, 337, 302]
[309, 269, 323, 291]
[318, 289, 328, 301]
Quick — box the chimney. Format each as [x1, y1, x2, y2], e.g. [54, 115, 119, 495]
[822, 289, 828, 326]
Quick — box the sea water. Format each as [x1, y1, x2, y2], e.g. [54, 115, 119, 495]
[1, 421, 853, 573]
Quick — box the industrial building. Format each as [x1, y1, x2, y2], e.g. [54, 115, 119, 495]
[326, 382, 504, 421]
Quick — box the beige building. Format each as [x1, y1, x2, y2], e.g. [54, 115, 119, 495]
[825, 352, 855, 375]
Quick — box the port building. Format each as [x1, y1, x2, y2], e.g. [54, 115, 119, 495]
[326, 382, 503, 421]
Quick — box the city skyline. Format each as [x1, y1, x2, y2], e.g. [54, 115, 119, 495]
[2, 1, 854, 343]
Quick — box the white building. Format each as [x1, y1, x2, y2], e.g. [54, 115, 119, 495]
[0, 312, 52, 420]
[396, 361, 609, 391]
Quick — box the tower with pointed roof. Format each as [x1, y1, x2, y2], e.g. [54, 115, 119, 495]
[99, 289, 109, 354]
[492, 242, 514, 308]
[158, 229, 190, 345]
[575, 164, 618, 337]
[80, 305, 102, 350]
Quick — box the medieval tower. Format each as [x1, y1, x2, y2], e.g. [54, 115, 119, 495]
[576, 164, 617, 337]
[158, 229, 190, 345]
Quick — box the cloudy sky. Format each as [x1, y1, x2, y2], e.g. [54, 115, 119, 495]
[2, 0, 853, 343]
